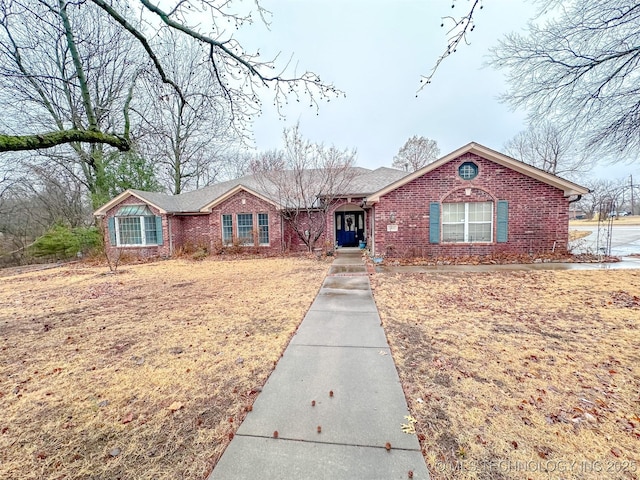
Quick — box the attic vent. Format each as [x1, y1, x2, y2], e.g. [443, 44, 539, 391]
[116, 205, 154, 216]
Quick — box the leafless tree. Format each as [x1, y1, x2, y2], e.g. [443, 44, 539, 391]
[138, 32, 239, 194]
[218, 151, 256, 181]
[503, 122, 591, 178]
[392, 136, 440, 172]
[0, 0, 340, 154]
[0, 0, 144, 207]
[251, 125, 358, 252]
[491, 0, 640, 157]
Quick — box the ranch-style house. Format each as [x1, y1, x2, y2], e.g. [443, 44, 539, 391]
[94, 142, 589, 259]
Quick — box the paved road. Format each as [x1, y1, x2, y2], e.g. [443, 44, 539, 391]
[571, 225, 640, 257]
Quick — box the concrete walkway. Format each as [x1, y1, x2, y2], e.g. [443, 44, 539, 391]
[209, 249, 430, 479]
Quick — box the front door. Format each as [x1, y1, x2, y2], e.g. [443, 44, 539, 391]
[335, 211, 365, 247]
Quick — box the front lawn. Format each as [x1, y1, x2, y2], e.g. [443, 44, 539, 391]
[0, 258, 327, 479]
[372, 269, 640, 480]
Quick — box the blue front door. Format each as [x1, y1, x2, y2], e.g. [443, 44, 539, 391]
[335, 211, 364, 247]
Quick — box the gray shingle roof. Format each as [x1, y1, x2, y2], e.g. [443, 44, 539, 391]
[127, 166, 408, 213]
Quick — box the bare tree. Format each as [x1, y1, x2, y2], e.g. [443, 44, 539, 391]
[139, 32, 238, 194]
[392, 136, 440, 172]
[251, 125, 358, 252]
[0, 0, 340, 153]
[0, 0, 144, 207]
[491, 0, 640, 157]
[503, 122, 591, 178]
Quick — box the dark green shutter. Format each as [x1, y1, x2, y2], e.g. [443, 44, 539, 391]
[496, 200, 508, 243]
[108, 217, 116, 246]
[155, 216, 163, 245]
[429, 202, 440, 244]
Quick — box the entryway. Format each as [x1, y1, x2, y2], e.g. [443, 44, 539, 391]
[335, 210, 365, 247]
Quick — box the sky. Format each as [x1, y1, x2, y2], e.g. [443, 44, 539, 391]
[234, 0, 638, 182]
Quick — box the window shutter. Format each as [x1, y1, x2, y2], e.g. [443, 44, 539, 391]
[155, 216, 163, 245]
[429, 202, 440, 244]
[497, 200, 508, 243]
[108, 217, 116, 246]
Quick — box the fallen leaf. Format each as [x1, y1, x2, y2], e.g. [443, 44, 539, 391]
[121, 413, 134, 424]
[401, 415, 417, 434]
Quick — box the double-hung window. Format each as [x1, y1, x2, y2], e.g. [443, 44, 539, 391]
[112, 205, 161, 246]
[442, 202, 492, 243]
[222, 214, 233, 245]
[258, 213, 269, 245]
[237, 213, 254, 245]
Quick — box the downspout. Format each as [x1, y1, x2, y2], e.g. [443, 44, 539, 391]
[371, 205, 375, 257]
[280, 212, 285, 253]
[568, 195, 582, 204]
[168, 214, 174, 256]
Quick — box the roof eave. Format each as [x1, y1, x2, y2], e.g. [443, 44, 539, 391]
[366, 142, 590, 202]
[93, 190, 168, 216]
[199, 184, 281, 212]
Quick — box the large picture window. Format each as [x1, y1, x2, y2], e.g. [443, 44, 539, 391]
[258, 213, 269, 245]
[112, 205, 162, 246]
[237, 213, 254, 245]
[442, 202, 492, 243]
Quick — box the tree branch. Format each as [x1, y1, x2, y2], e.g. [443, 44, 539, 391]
[89, 0, 186, 104]
[0, 130, 130, 152]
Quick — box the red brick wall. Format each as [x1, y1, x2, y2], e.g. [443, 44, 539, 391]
[373, 153, 571, 258]
[102, 195, 170, 258]
[172, 215, 210, 251]
[209, 190, 283, 253]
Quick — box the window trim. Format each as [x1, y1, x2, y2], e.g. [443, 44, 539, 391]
[221, 214, 233, 245]
[236, 213, 254, 246]
[115, 215, 159, 247]
[258, 212, 270, 246]
[441, 202, 493, 243]
[458, 161, 479, 180]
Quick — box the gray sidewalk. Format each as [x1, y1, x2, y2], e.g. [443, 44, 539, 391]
[209, 249, 429, 479]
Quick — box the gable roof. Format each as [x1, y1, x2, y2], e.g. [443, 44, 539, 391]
[94, 166, 407, 216]
[199, 184, 282, 212]
[93, 190, 170, 216]
[366, 142, 589, 203]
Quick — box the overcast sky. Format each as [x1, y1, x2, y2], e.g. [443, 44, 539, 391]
[235, 0, 637, 182]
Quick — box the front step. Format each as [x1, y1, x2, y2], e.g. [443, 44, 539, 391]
[329, 248, 368, 276]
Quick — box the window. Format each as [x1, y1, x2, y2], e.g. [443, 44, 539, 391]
[237, 213, 253, 245]
[458, 162, 478, 180]
[222, 214, 233, 245]
[442, 202, 492, 243]
[258, 213, 269, 245]
[112, 205, 162, 246]
[144, 216, 158, 244]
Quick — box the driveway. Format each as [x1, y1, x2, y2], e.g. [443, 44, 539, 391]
[570, 225, 640, 256]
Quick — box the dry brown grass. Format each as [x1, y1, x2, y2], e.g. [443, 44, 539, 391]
[569, 230, 592, 241]
[372, 270, 640, 480]
[570, 216, 640, 226]
[0, 257, 328, 480]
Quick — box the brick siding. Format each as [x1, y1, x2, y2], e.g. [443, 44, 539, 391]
[208, 190, 283, 254]
[373, 153, 571, 258]
[102, 195, 170, 259]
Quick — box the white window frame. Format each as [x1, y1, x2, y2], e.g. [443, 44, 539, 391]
[442, 202, 493, 243]
[258, 213, 270, 246]
[237, 213, 254, 246]
[115, 216, 158, 246]
[221, 214, 233, 245]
